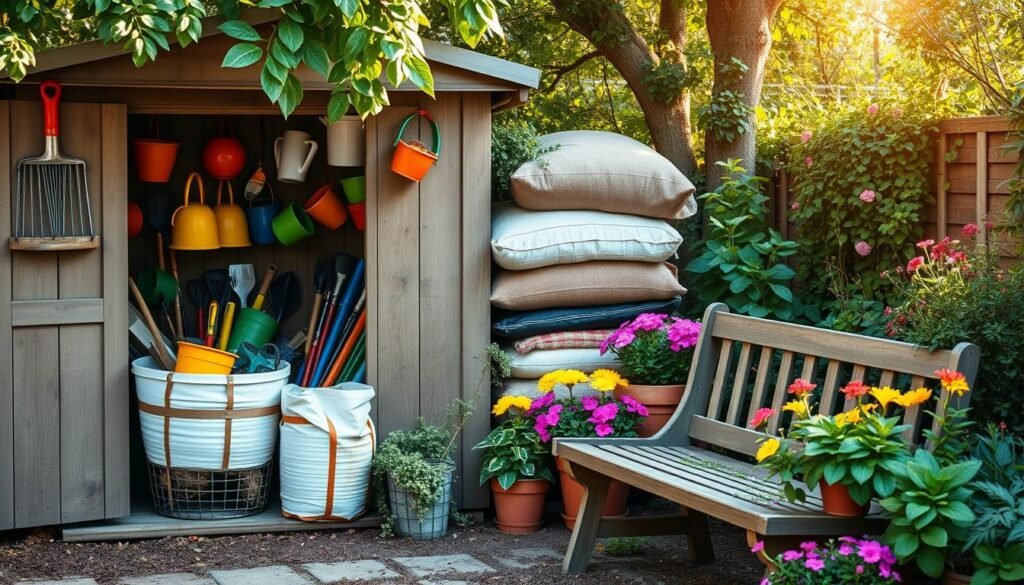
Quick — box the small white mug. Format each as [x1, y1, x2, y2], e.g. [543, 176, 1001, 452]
[274, 130, 319, 183]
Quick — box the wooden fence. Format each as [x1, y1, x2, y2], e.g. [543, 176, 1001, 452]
[771, 115, 1020, 258]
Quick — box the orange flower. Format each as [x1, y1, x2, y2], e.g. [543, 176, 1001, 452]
[934, 369, 969, 396]
[787, 378, 817, 397]
[840, 380, 870, 399]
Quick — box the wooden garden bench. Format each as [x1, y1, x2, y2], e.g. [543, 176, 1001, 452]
[554, 302, 979, 574]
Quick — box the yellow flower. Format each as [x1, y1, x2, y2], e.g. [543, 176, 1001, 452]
[834, 408, 862, 427]
[859, 403, 878, 414]
[870, 386, 903, 410]
[896, 387, 932, 408]
[935, 369, 970, 396]
[782, 399, 809, 419]
[492, 395, 533, 416]
[756, 438, 780, 462]
[538, 369, 590, 394]
[589, 369, 628, 392]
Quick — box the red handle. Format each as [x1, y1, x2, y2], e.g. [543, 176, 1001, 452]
[40, 80, 61, 137]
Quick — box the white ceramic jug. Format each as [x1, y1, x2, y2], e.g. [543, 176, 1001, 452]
[319, 116, 366, 167]
[274, 130, 318, 183]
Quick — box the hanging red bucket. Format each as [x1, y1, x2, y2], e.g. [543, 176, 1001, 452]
[390, 109, 440, 182]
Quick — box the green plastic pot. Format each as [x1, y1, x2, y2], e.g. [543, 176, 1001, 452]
[136, 268, 177, 306]
[339, 176, 366, 204]
[227, 308, 279, 353]
[271, 203, 315, 246]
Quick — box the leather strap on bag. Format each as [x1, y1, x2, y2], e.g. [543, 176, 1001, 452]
[163, 373, 175, 497]
[222, 376, 234, 469]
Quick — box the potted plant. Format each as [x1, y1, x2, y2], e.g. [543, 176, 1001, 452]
[528, 368, 646, 529]
[754, 377, 936, 516]
[753, 537, 903, 584]
[474, 395, 555, 534]
[941, 424, 1024, 585]
[600, 313, 701, 437]
[371, 400, 473, 540]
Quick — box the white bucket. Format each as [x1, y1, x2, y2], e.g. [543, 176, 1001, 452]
[280, 383, 376, 521]
[320, 115, 366, 167]
[131, 357, 289, 470]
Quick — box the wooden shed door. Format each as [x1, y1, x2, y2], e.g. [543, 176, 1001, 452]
[0, 99, 129, 529]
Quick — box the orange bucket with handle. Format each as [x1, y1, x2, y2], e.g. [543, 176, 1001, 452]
[390, 109, 440, 182]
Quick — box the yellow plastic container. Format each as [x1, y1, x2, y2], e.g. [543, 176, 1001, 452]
[175, 341, 238, 375]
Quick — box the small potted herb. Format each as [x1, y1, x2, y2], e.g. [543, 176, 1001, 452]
[372, 400, 473, 540]
[474, 395, 555, 534]
[528, 368, 646, 529]
[753, 537, 903, 584]
[600, 313, 701, 437]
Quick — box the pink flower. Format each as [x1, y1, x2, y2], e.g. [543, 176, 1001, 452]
[855, 565, 864, 574]
[782, 550, 803, 562]
[529, 393, 555, 412]
[867, 103, 879, 115]
[667, 319, 701, 352]
[750, 541, 765, 553]
[800, 541, 818, 552]
[749, 407, 774, 429]
[985, 218, 994, 230]
[594, 422, 613, 437]
[790, 201, 800, 210]
[838, 544, 854, 556]
[879, 562, 893, 578]
[804, 557, 825, 572]
[859, 189, 876, 203]
[804, 156, 813, 167]
[855, 241, 872, 256]
[620, 395, 649, 417]
[588, 402, 619, 424]
[800, 131, 813, 143]
[760, 579, 770, 585]
[916, 239, 934, 249]
[906, 256, 925, 273]
[787, 379, 816, 397]
[612, 329, 635, 349]
[630, 313, 666, 332]
[892, 107, 904, 118]
[858, 540, 883, 564]
[581, 396, 600, 411]
[840, 380, 870, 398]
[962, 223, 979, 237]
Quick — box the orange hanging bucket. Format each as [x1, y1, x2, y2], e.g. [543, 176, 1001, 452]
[390, 109, 440, 182]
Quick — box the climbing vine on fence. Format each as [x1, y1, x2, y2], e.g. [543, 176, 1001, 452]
[786, 103, 936, 303]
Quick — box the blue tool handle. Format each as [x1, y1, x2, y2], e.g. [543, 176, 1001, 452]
[353, 362, 366, 384]
[311, 259, 364, 385]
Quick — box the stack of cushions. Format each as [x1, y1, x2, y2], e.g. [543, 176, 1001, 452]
[491, 131, 697, 400]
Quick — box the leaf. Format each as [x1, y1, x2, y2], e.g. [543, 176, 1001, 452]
[729, 275, 752, 293]
[938, 500, 975, 525]
[260, 64, 284, 103]
[487, 457, 506, 473]
[906, 501, 930, 522]
[498, 471, 517, 490]
[335, 0, 358, 18]
[326, 92, 351, 123]
[920, 525, 948, 548]
[221, 43, 263, 68]
[301, 40, 330, 78]
[893, 532, 919, 559]
[402, 54, 434, 97]
[916, 546, 946, 578]
[218, 20, 261, 42]
[344, 28, 369, 61]
[277, 19, 304, 53]
[768, 283, 793, 302]
[277, 74, 303, 118]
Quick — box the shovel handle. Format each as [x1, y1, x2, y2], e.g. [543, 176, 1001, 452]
[253, 264, 277, 311]
[129, 277, 174, 371]
[40, 80, 61, 137]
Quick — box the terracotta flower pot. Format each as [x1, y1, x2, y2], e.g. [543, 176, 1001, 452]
[941, 568, 972, 585]
[818, 480, 869, 517]
[614, 384, 686, 438]
[490, 478, 550, 534]
[557, 457, 629, 530]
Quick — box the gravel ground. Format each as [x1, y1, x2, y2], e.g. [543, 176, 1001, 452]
[0, 518, 766, 584]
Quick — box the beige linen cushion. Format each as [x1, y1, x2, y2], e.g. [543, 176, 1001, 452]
[511, 131, 698, 220]
[490, 261, 686, 311]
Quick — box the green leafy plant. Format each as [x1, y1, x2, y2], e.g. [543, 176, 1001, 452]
[685, 160, 800, 320]
[880, 449, 981, 578]
[603, 537, 648, 557]
[2, 0, 506, 119]
[599, 313, 700, 385]
[372, 399, 474, 537]
[487, 342, 513, 390]
[490, 120, 557, 200]
[757, 537, 903, 584]
[972, 544, 1024, 585]
[787, 102, 936, 303]
[473, 396, 554, 490]
[697, 58, 753, 143]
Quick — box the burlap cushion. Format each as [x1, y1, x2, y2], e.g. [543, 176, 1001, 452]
[511, 131, 698, 220]
[490, 261, 686, 311]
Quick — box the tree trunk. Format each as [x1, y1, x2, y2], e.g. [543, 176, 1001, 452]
[550, 0, 698, 178]
[705, 0, 782, 188]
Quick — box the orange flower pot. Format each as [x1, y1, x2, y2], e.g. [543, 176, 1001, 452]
[174, 341, 238, 375]
[614, 384, 686, 438]
[818, 480, 869, 517]
[305, 184, 348, 230]
[390, 110, 440, 182]
[491, 478, 550, 534]
[557, 456, 628, 530]
[133, 138, 179, 183]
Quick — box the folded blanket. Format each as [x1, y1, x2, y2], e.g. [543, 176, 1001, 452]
[513, 329, 615, 354]
[492, 296, 683, 338]
[504, 345, 621, 379]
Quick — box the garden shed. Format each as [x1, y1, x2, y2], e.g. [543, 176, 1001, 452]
[0, 9, 539, 536]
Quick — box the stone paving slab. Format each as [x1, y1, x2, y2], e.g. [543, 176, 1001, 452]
[495, 547, 563, 569]
[119, 574, 216, 585]
[209, 565, 311, 585]
[18, 579, 98, 585]
[418, 580, 469, 585]
[303, 560, 401, 583]
[392, 554, 495, 578]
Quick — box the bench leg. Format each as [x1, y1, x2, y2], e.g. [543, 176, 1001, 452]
[685, 509, 714, 564]
[562, 463, 611, 575]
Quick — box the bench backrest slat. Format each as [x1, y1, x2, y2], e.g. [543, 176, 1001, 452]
[661, 304, 980, 456]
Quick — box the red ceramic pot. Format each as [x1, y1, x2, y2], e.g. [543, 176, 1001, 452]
[202, 137, 247, 180]
[127, 201, 144, 238]
[818, 480, 869, 517]
[557, 457, 629, 530]
[490, 478, 550, 534]
[614, 384, 686, 438]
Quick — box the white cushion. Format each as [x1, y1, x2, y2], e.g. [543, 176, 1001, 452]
[491, 204, 683, 270]
[504, 345, 622, 379]
[497, 378, 600, 401]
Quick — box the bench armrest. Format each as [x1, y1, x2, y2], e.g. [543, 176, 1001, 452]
[553, 436, 659, 457]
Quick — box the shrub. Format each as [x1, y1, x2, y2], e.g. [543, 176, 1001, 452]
[684, 160, 801, 321]
[756, 538, 903, 584]
[787, 102, 936, 303]
[886, 233, 1024, 433]
[473, 396, 554, 489]
[490, 120, 555, 200]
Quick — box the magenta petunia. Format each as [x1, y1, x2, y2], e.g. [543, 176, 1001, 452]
[612, 328, 635, 348]
[799, 541, 818, 552]
[594, 422, 614, 437]
[750, 541, 765, 553]
[857, 540, 883, 564]
[580, 395, 599, 412]
[588, 402, 619, 424]
[667, 319, 701, 352]
[630, 313, 667, 332]
[781, 550, 803, 562]
[529, 393, 555, 412]
[838, 544, 854, 556]
[804, 557, 825, 572]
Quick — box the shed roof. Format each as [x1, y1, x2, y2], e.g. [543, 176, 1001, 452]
[9, 9, 540, 91]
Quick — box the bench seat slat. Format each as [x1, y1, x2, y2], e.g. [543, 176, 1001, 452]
[558, 441, 887, 536]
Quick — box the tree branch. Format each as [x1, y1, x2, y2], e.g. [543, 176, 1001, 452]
[659, 0, 686, 52]
[542, 50, 599, 92]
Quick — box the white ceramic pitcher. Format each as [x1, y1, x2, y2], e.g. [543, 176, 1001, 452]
[274, 130, 318, 183]
[319, 115, 366, 167]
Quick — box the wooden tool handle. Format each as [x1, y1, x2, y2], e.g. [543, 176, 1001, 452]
[156, 233, 166, 270]
[129, 277, 174, 371]
[169, 249, 184, 339]
[304, 293, 324, 356]
[253, 264, 277, 311]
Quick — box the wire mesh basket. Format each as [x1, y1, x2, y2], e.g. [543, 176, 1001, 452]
[147, 460, 273, 520]
[387, 459, 454, 540]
